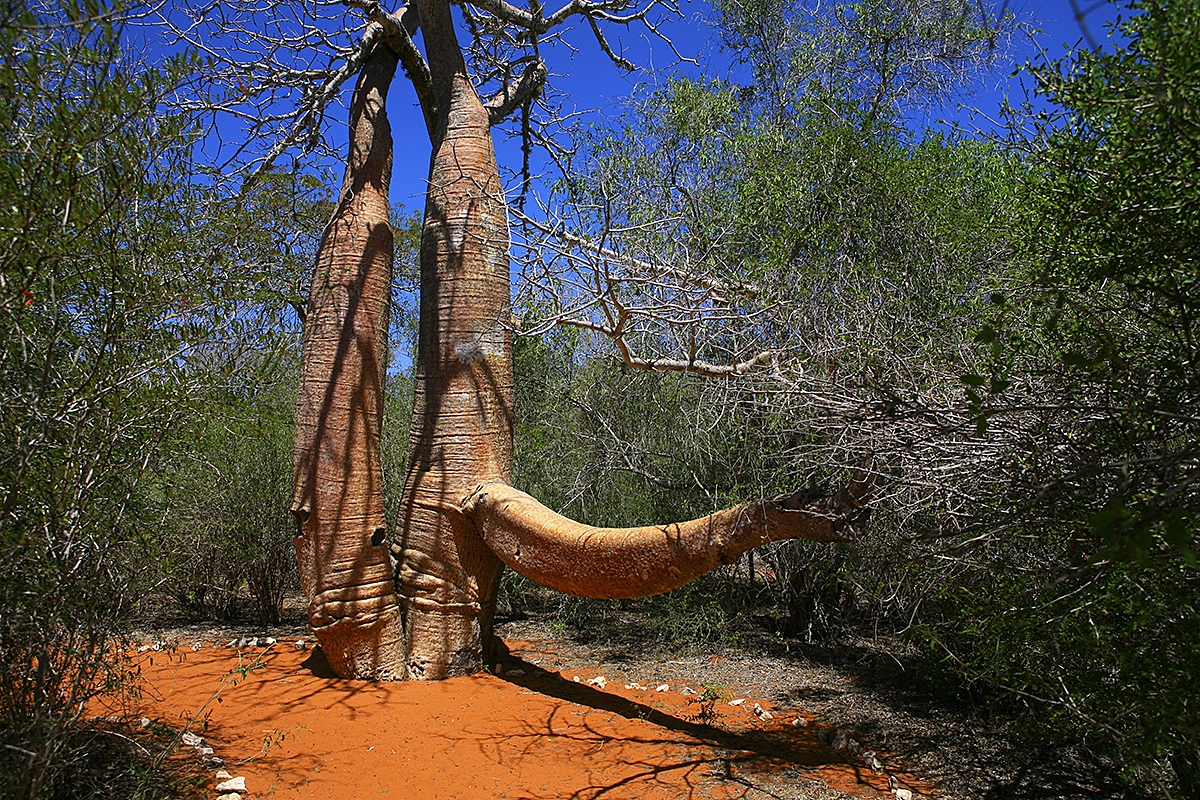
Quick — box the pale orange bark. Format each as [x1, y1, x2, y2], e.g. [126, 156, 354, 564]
[462, 481, 871, 599]
[393, 0, 513, 680]
[291, 44, 405, 680]
[295, 1, 873, 682]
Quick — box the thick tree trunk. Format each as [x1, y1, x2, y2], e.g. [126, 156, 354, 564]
[462, 481, 870, 599]
[294, 2, 874, 682]
[394, 0, 513, 680]
[290, 44, 406, 681]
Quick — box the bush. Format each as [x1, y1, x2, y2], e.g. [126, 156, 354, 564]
[0, 4, 204, 795]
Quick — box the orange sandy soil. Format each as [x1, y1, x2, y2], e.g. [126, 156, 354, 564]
[105, 640, 936, 800]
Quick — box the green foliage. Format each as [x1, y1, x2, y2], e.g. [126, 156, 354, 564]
[515, 0, 1021, 654]
[156, 368, 300, 625]
[0, 3, 207, 796]
[931, 1, 1200, 792]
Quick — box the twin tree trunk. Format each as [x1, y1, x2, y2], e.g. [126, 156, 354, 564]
[293, 9, 869, 680]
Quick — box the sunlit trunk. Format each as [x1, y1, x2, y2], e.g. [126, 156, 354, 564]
[395, 0, 513, 680]
[290, 45, 406, 680]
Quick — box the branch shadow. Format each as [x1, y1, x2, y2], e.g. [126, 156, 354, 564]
[488, 641, 896, 799]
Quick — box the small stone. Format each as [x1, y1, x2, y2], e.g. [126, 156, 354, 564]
[215, 776, 246, 793]
[506, 669, 526, 677]
[864, 751, 886, 772]
[655, 684, 670, 692]
[888, 774, 899, 790]
[263, 637, 276, 646]
[215, 770, 233, 780]
[197, 746, 214, 756]
[201, 755, 224, 767]
[753, 703, 773, 720]
[216, 794, 240, 800]
[624, 683, 638, 690]
[247, 637, 258, 648]
[847, 738, 861, 756]
[294, 640, 307, 649]
[181, 732, 203, 747]
[792, 716, 808, 728]
[152, 642, 164, 651]
[225, 639, 238, 648]
[191, 641, 204, 651]
[137, 717, 151, 729]
[587, 675, 607, 689]
[831, 730, 848, 750]
[727, 698, 745, 707]
[895, 789, 914, 800]
[679, 687, 698, 696]
[572, 675, 581, 683]
[138, 644, 152, 653]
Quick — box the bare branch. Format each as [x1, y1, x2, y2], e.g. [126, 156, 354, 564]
[352, 1, 437, 137]
[484, 58, 547, 125]
[512, 209, 757, 299]
[245, 23, 384, 186]
[586, 13, 634, 72]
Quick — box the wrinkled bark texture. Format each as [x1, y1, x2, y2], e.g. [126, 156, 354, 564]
[462, 482, 870, 599]
[294, 1, 873, 682]
[290, 44, 406, 681]
[394, 0, 513, 680]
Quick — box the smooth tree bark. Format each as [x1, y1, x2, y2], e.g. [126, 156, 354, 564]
[290, 44, 406, 681]
[292, 1, 872, 680]
[463, 481, 871, 599]
[393, 0, 514, 680]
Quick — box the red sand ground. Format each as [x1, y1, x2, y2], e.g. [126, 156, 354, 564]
[114, 640, 935, 800]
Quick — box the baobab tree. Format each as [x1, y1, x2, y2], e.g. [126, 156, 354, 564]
[165, 0, 873, 680]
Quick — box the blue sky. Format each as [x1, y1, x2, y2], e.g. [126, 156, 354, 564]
[381, 0, 1133, 214]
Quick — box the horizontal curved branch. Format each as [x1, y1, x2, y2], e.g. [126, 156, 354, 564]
[461, 477, 872, 599]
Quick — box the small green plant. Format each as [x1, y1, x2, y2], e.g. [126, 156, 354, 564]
[689, 684, 726, 726]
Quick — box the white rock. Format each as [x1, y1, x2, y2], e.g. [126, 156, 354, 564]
[294, 640, 307, 649]
[138, 644, 152, 653]
[191, 641, 204, 652]
[587, 675, 607, 688]
[792, 716, 808, 728]
[137, 717, 151, 729]
[506, 669, 526, 677]
[753, 703, 773, 720]
[216, 794, 240, 800]
[864, 751, 885, 772]
[181, 732, 203, 747]
[572, 675, 581, 683]
[215, 770, 233, 780]
[679, 687, 698, 696]
[201, 755, 223, 767]
[197, 746, 214, 756]
[727, 698, 745, 707]
[263, 637, 276, 646]
[655, 684, 670, 692]
[895, 789, 914, 800]
[247, 637, 258, 648]
[225, 639, 237, 648]
[888, 774, 899, 790]
[215, 776, 247, 792]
